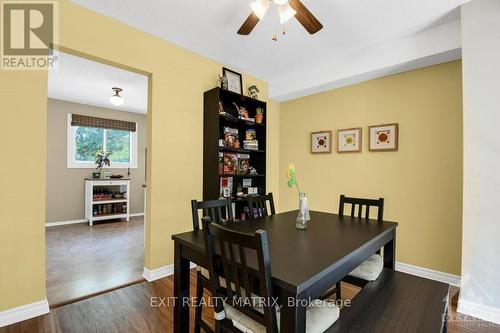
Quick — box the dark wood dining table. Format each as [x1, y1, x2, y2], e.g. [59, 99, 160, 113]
[172, 210, 398, 332]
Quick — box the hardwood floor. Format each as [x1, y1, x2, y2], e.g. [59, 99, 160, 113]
[2, 269, 499, 333]
[45, 217, 145, 307]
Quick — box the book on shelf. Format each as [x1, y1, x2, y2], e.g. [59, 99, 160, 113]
[243, 140, 259, 150]
[223, 127, 238, 147]
[218, 152, 224, 175]
[223, 152, 238, 175]
[220, 177, 233, 198]
[237, 154, 250, 175]
[242, 178, 252, 188]
[245, 129, 257, 140]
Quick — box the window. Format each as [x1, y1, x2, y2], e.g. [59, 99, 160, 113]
[67, 114, 137, 168]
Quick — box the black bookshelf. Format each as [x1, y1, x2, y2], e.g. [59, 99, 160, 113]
[203, 87, 267, 220]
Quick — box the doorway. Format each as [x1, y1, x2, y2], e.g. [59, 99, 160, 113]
[45, 50, 149, 307]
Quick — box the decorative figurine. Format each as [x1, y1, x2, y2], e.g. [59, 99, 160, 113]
[240, 106, 249, 119]
[218, 100, 224, 114]
[249, 166, 258, 175]
[248, 85, 259, 99]
[218, 74, 228, 90]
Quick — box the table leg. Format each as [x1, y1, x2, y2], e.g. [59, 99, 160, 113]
[280, 291, 307, 332]
[384, 230, 396, 270]
[174, 242, 190, 333]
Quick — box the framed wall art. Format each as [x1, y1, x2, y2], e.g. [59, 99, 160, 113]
[337, 127, 362, 153]
[311, 130, 332, 154]
[222, 67, 243, 94]
[369, 123, 399, 151]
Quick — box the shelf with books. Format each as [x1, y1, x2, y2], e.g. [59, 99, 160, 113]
[219, 147, 265, 154]
[204, 87, 267, 220]
[219, 174, 265, 178]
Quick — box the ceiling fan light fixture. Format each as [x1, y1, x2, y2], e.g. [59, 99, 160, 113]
[278, 3, 297, 24]
[109, 87, 124, 106]
[273, 0, 289, 5]
[250, 0, 270, 19]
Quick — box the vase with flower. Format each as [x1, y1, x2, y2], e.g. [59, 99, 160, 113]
[287, 164, 310, 229]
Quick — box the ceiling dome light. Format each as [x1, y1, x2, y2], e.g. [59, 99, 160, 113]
[109, 87, 124, 106]
[250, 0, 270, 19]
[273, 0, 289, 5]
[278, 3, 296, 24]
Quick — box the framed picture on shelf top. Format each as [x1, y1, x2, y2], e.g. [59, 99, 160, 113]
[369, 123, 399, 151]
[223, 67, 243, 94]
[311, 130, 332, 154]
[337, 127, 362, 153]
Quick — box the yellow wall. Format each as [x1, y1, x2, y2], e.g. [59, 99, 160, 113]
[0, 0, 462, 313]
[278, 61, 463, 275]
[0, 0, 279, 311]
[0, 70, 48, 312]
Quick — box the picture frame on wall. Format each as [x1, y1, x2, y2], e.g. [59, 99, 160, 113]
[311, 130, 332, 154]
[337, 127, 362, 153]
[369, 123, 399, 151]
[223, 67, 243, 94]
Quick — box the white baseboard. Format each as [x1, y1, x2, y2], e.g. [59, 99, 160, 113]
[396, 261, 461, 286]
[45, 219, 86, 227]
[143, 263, 197, 282]
[45, 213, 145, 227]
[457, 299, 500, 325]
[0, 300, 49, 327]
[142, 260, 459, 286]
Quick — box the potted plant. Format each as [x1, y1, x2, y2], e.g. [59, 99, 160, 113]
[255, 107, 264, 124]
[94, 150, 111, 179]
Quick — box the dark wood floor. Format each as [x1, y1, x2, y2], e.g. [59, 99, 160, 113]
[2, 269, 499, 333]
[45, 217, 144, 307]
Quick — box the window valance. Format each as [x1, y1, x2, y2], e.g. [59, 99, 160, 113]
[71, 114, 136, 132]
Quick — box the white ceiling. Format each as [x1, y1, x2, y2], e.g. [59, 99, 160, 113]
[70, 0, 468, 101]
[48, 52, 148, 114]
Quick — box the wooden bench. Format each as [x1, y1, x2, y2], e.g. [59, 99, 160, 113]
[327, 269, 450, 333]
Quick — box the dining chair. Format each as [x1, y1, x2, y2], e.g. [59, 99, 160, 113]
[191, 198, 234, 230]
[322, 195, 385, 300]
[247, 193, 275, 220]
[191, 199, 233, 333]
[338, 194, 384, 222]
[197, 217, 340, 333]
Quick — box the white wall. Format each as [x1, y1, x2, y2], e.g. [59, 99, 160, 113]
[459, 0, 500, 324]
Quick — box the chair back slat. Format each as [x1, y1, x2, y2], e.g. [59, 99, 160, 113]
[339, 194, 384, 222]
[202, 218, 278, 333]
[218, 239, 234, 299]
[191, 199, 233, 230]
[239, 246, 252, 303]
[248, 193, 276, 220]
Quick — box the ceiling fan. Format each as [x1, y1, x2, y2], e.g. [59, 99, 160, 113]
[238, 0, 323, 35]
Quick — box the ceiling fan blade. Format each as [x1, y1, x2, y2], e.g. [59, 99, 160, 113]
[289, 0, 323, 34]
[238, 12, 260, 35]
